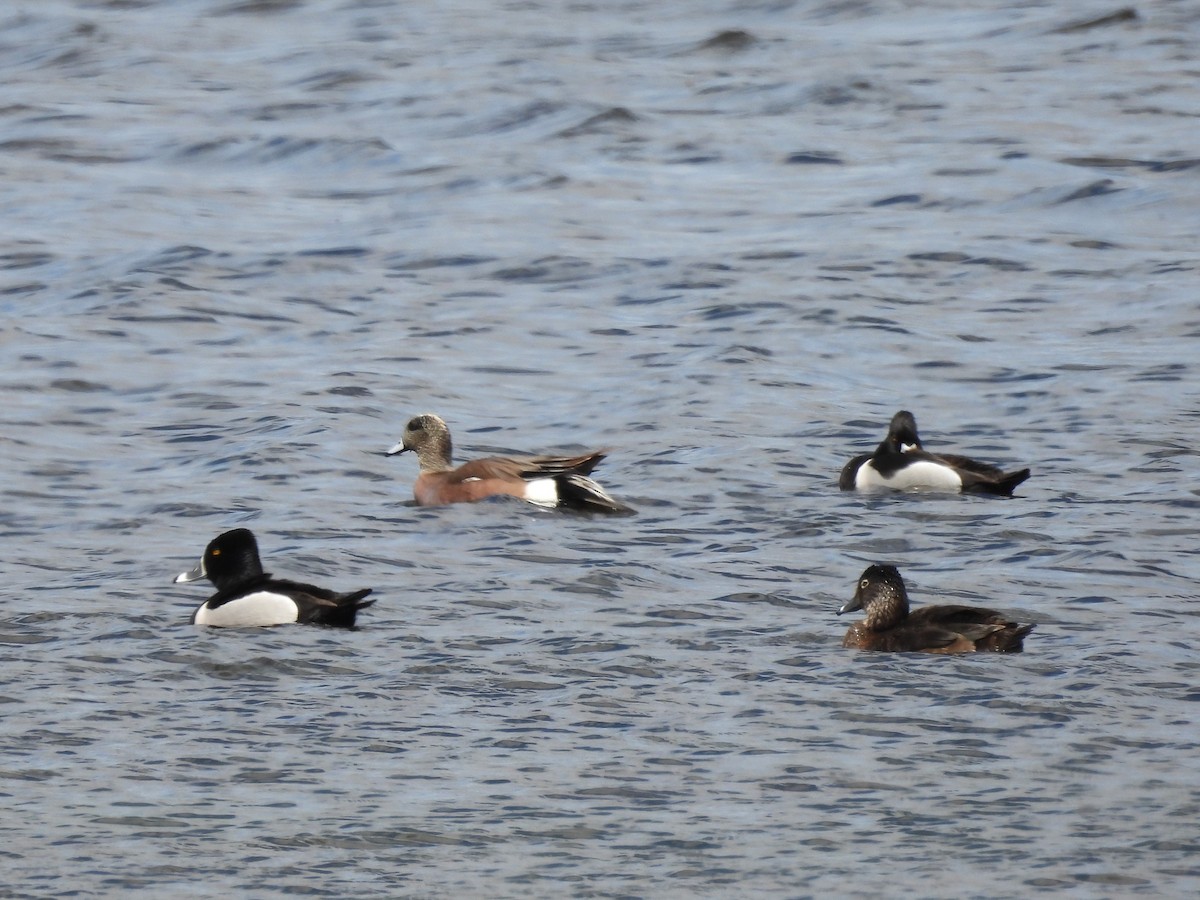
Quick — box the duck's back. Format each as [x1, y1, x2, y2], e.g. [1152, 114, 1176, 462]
[911, 604, 1032, 652]
[277, 580, 374, 628]
[844, 604, 1033, 653]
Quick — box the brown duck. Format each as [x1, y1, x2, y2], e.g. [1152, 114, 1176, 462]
[838, 564, 1033, 653]
[386, 413, 632, 513]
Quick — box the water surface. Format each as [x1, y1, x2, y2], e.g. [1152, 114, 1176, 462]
[2, 1, 1198, 896]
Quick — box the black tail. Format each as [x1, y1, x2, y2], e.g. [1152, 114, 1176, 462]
[993, 468, 1031, 496]
[319, 588, 375, 628]
[555, 474, 634, 514]
[982, 622, 1034, 652]
[965, 467, 1031, 497]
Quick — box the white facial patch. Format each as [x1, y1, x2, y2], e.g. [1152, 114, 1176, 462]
[193, 591, 299, 627]
[522, 478, 560, 508]
[856, 459, 963, 492]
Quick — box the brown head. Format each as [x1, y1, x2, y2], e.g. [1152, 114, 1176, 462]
[838, 563, 910, 631]
[386, 413, 454, 472]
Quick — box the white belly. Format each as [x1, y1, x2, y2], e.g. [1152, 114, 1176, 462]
[193, 591, 299, 627]
[856, 459, 963, 492]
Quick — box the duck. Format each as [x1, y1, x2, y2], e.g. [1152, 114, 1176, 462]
[838, 410, 1030, 495]
[386, 413, 632, 513]
[175, 528, 375, 628]
[838, 563, 1033, 653]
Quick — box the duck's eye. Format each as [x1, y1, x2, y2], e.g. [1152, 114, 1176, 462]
[212, 548, 221, 557]
[406, 417, 424, 431]
[860, 579, 869, 589]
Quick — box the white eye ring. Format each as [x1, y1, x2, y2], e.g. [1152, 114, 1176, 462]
[861, 579, 869, 589]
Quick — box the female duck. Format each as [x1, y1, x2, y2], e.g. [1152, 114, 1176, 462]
[838, 564, 1033, 653]
[175, 528, 374, 628]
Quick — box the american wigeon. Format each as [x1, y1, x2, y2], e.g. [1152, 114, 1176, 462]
[839, 410, 1030, 495]
[386, 413, 633, 513]
[838, 564, 1033, 653]
[175, 528, 375, 628]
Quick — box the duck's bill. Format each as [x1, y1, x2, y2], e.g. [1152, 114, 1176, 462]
[174, 563, 205, 584]
[384, 441, 407, 456]
[837, 597, 863, 616]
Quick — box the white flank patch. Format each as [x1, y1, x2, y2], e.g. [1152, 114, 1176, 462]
[193, 591, 299, 627]
[522, 478, 560, 508]
[856, 459, 963, 492]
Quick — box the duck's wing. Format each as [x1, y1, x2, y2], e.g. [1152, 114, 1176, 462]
[517, 451, 608, 479]
[933, 453, 1006, 477]
[908, 604, 1032, 651]
[872, 623, 980, 653]
[451, 452, 607, 482]
[929, 452, 1030, 495]
[271, 579, 374, 627]
[909, 604, 1009, 627]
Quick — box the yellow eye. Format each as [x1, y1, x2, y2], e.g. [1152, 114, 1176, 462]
[212, 548, 221, 557]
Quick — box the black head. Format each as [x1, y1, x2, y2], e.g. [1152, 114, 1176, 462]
[175, 528, 265, 592]
[886, 410, 922, 453]
[838, 564, 910, 627]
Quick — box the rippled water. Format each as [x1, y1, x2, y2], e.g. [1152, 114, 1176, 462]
[3, 0, 1199, 896]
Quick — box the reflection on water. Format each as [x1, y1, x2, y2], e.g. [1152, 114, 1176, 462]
[2, 0, 1198, 896]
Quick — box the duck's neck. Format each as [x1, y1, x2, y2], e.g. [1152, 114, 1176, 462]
[416, 433, 454, 473]
[864, 587, 909, 630]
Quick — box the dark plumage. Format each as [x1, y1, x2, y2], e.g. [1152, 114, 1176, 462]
[838, 564, 1033, 653]
[838, 410, 1030, 495]
[386, 413, 632, 513]
[175, 528, 375, 628]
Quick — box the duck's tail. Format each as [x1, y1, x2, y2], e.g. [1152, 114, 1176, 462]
[994, 468, 1032, 496]
[555, 474, 635, 514]
[983, 621, 1034, 652]
[322, 588, 375, 628]
[967, 467, 1031, 497]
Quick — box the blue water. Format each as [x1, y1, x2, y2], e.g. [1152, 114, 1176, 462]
[2, 1, 1198, 896]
